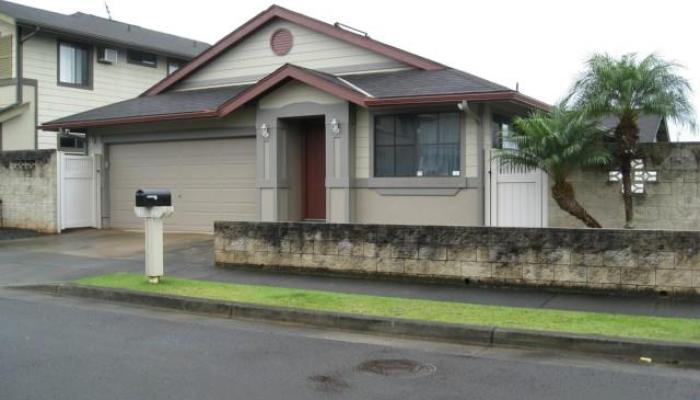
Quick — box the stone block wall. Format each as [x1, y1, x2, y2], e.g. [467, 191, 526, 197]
[215, 222, 700, 296]
[550, 143, 700, 230]
[0, 150, 58, 232]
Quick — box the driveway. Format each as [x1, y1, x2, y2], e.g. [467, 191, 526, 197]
[0, 229, 214, 285]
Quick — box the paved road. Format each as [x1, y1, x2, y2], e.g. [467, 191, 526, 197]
[1, 289, 699, 400]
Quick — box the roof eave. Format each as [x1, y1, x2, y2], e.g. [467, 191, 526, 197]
[15, 21, 203, 59]
[216, 64, 368, 115]
[365, 91, 551, 111]
[42, 90, 550, 131]
[40, 109, 218, 131]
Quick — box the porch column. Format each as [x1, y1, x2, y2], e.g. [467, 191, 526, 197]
[324, 105, 352, 223]
[255, 120, 284, 222]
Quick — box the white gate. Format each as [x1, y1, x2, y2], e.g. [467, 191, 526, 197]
[487, 150, 547, 227]
[59, 153, 96, 230]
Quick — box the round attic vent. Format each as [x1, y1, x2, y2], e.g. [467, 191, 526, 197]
[270, 28, 293, 56]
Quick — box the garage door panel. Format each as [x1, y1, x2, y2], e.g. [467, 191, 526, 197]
[109, 138, 257, 232]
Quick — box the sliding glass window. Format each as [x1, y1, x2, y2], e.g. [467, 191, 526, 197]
[58, 41, 92, 88]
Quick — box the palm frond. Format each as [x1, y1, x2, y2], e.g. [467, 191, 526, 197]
[568, 52, 696, 133]
[495, 105, 612, 184]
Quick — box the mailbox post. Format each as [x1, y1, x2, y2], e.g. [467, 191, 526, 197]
[134, 189, 173, 284]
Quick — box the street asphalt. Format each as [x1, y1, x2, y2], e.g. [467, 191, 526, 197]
[2, 230, 700, 399]
[2, 288, 699, 400]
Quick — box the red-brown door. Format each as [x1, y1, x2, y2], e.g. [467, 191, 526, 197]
[303, 124, 326, 220]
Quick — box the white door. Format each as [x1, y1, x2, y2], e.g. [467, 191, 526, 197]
[108, 138, 257, 232]
[488, 150, 547, 227]
[60, 153, 96, 230]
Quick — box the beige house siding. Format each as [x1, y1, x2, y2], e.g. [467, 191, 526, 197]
[258, 81, 343, 109]
[177, 20, 409, 91]
[0, 82, 36, 150]
[353, 189, 480, 226]
[22, 32, 171, 149]
[464, 108, 482, 178]
[354, 106, 370, 178]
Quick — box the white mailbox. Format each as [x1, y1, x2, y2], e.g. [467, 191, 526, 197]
[134, 189, 174, 283]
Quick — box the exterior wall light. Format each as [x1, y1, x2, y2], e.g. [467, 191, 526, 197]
[260, 123, 270, 139]
[330, 118, 341, 137]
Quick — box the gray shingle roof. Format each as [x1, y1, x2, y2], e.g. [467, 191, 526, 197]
[0, 0, 208, 58]
[342, 68, 511, 98]
[47, 86, 249, 125]
[601, 115, 668, 143]
[46, 66, 527, 127]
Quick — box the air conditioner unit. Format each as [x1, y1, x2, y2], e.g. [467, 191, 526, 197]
[98, 48, 118, 64]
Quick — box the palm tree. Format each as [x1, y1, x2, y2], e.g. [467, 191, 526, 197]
[569, 53, 695, 228]
[497, 106, 611, 228]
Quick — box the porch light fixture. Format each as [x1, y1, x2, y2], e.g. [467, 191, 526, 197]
[260, 123, 269, 139]
[330, 118, 341, 137]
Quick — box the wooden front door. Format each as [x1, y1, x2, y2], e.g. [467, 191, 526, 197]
[303, 123, 326, 220]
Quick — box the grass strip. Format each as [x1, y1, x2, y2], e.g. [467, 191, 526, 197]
[75, 272, 700, 344]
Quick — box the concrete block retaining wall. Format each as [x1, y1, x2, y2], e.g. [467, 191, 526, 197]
[215, 222, 700, 296]
[0, 150, 58, 233]
[551, 143, 700, 230]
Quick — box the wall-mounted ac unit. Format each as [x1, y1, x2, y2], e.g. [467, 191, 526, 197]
[98, 48, 118, 64]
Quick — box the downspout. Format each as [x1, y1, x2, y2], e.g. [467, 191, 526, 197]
[16, 25, 40, 148]
[14, 25, 21, 104]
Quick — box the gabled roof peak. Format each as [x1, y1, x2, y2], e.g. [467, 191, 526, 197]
[142, 4, 445, 97]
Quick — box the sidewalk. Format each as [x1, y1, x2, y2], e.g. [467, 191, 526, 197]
[167, 263, 700, 320]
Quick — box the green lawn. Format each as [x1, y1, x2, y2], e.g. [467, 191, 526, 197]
[75, 272, 700, 344]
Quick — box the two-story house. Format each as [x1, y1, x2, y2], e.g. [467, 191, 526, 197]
[0, 0, 208, 152]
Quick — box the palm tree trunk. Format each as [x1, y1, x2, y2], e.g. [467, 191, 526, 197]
[619, 155, 634, 228]
[614, 115, 640, 229]
[551, 181, 602, 228]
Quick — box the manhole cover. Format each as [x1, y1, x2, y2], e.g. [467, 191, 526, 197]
[357, 359, 436, 378]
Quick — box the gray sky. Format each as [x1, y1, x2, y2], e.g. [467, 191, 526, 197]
[15, 0, 700, 140]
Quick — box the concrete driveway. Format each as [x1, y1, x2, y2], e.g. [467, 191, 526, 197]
[0, 229, 214, 285]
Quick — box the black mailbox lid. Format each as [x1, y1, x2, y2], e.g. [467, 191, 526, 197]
[135, 188, 172, 207]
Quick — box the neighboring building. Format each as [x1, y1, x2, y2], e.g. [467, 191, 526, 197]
[601, 115, 670, 143]
[44, 5, 550, 232]
[0, 0, 208, 151]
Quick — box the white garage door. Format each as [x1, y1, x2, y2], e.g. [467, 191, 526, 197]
[108, 138, 257, 232]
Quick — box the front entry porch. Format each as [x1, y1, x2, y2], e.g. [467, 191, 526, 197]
[271, 115, 327, 221]
[255, 85, 352, 224]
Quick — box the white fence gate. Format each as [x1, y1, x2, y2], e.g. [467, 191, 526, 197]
[487, 150, 548, 227]
[59, 153, 96, 231]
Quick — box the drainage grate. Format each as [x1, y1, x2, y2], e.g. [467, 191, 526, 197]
[357, 359, 436, 379]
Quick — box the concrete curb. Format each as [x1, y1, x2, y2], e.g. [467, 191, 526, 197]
[15, 283, 700, 364]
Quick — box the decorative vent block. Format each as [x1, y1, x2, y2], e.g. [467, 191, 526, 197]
[270, 28, 293, 56]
